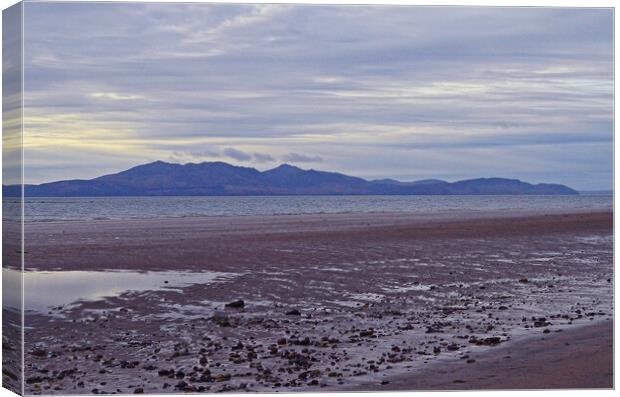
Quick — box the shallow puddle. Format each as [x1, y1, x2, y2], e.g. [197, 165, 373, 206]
[3, 269, 237, 312]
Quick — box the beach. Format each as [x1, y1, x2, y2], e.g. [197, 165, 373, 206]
[18, 209, 613, 393]
[356, 320, 613, 390]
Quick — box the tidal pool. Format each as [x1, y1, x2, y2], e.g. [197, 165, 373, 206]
[2, 269, 237, 312]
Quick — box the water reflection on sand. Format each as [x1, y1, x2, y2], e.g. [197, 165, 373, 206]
[3, 269, 238, 312]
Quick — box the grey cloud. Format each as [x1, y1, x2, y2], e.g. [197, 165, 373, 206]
[223, 149, 276, 163]
[223, 147, 253, 162]
[168, 150, 220, 163]
[168, 148, 276, 164]
[20, 3, 613, 190]
[282, 153, 323, 163]
[253, 152, 275, 163]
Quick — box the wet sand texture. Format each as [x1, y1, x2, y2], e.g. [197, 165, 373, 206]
[357, 321, 613, 390]
[2, 217, 23, 394]
[15, 211, 613, 393]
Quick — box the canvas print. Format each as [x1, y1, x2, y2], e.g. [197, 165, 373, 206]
[2, 1, 614, 395]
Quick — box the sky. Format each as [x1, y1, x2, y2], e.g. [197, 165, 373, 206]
[17, 2, 614, 190]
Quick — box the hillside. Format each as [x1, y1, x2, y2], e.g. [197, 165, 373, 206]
[2, 161, 579, 197]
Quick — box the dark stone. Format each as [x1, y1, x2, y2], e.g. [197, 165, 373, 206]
[359, 329, 374, 338]
[26, 376, 45, 384]
[225, 300, 245, 309]
[295, 337, 311, 346]
[198, 374, 213, 383]
[157, 369, 172, 377]
[29, 349, 47, 357]
[447, 343, 459, 351]
[286, 309, 301, 316]
[472, 336, 502, 346]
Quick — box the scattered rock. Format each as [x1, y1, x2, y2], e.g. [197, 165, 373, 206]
[533, 318, 550, 327]
[29, 349, 47, 358]
[359, 329, 375, 338]
[158, 369, 172, 377]
[446, 343, 459, 351]
[470, 336, 502, 346]
[225, 300, 245, 309]
[214, 374, 231, 382]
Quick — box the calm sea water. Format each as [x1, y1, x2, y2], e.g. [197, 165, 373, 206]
[6, 195, 613, 222]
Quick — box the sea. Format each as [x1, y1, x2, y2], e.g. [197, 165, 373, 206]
[5, 194, 614, 223]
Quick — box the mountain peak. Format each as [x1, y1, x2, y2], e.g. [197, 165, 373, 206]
[265, 163, 304, 174]
[138, 160, 176, 169]
[273, 163, 302, 170]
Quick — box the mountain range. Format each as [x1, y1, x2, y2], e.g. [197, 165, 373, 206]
[3, 161, 579, 197]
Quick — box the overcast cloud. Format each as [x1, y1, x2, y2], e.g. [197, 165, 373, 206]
[20, 3, 613, 189]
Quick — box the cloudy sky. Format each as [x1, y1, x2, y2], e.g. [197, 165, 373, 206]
[21, 2, 613, 189]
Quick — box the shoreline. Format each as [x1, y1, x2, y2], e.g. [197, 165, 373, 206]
[20, 206, 613, 226]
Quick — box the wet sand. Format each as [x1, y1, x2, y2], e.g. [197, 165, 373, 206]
[15, 210, 613, 393]
[358, 320, 613, 390]
[20, 210, 612, 271]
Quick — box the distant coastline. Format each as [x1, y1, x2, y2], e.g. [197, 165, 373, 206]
[3, 161, 579, 197]
[578, 190, 613, 195]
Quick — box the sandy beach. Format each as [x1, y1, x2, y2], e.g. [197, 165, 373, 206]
[356, 320, 613, 390]
[15, 210, 613, 393]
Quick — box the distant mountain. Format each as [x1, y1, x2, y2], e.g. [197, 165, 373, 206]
[2, 161, 579, 197]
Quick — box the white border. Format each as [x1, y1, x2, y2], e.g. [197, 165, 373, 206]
[0, 1, 616, 397]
